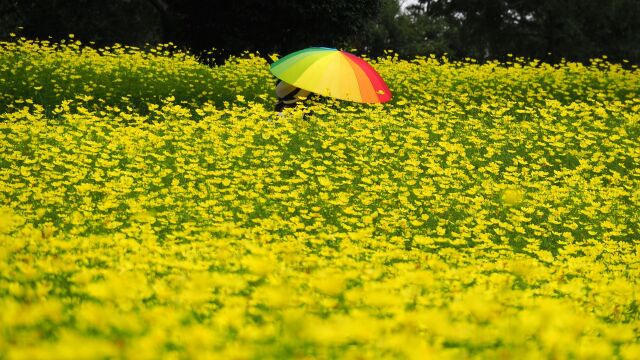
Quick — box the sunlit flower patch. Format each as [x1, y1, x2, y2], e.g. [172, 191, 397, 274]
[1, 38, 639, 359]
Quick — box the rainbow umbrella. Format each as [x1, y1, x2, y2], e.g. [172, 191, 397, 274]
[269, 47, 392, 104]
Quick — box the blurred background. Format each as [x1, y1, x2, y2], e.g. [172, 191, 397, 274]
[1, 0, 639, 64]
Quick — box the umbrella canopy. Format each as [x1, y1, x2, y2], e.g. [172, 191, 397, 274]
[269, 47, 392, 104]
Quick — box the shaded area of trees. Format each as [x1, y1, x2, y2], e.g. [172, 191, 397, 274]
[0, 0, 381, 63]
[400, 0, 640, 63]
[1, 0, 638, 64]
[0, 0, 163, 46]
[167, 1, 381, 59]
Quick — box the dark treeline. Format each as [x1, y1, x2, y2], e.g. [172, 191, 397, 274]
[1, 0, 639, 64]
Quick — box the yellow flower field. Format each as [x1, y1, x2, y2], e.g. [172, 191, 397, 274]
[1, 38, 639, 359]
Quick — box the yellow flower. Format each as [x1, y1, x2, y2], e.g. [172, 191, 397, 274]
[502, 188, 524, 205]
[1, 37, 638, 358]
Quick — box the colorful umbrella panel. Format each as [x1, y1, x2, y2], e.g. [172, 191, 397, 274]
[270, 47, 392, 104]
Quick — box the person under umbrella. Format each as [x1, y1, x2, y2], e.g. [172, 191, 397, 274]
[274, 79, 313, 112]
[270, 47, 392, 108]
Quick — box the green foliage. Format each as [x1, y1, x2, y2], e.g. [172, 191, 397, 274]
[166, 0, 382, 60]
[403, 0, 640, 63]
[2, 38, 638, 119]
[0, 0, 163, 47]
[3, 0, 639, 64]
[0, 39, 272, 116]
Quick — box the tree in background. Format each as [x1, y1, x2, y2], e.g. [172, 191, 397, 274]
[403, 0, 640, 63]
[164, 0, 381, 61]
[525, 0, 640, 63]
[1, 0, 638, 64]
[1, 0, 164, 46]
[361, 0, 453, 58]
[1, 0, 382, 62]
